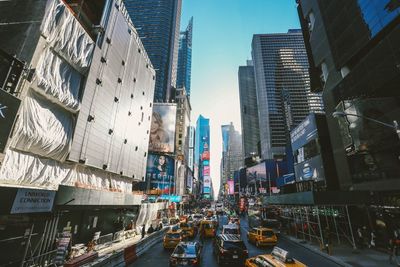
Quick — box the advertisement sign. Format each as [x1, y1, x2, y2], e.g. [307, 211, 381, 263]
[11, 188, 56, 214]
[290, 113, 318, 151]
[203, 176, 211, 187]
[160, 195, 181, 202]
[294, 156, 325, 182]
[202, 160, 209, 166]
[146, 153, 175, 194]
[0, 90, 21, 152]
[149, 103, 177, 153]
[246, 162, 267, 184]
[227, 180, 234, 195]
[201, 151, 210, 161]
[203, 166, 210, 176]
[203, 187, 211, 194]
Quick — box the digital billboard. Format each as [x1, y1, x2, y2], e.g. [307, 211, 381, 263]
[203, 166, 210, 176]
[246, 161, 267, 184]
[203, 176, 211, 187]
[227, 180, 234, 195]
[146, 153, 175, 194]
[149, 103, 177, 153]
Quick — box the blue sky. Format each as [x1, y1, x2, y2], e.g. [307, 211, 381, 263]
[181, 0, 300, 197]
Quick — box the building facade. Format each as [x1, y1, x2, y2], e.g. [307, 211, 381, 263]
[124, 0, 182, 102]
[238, 60, 260, 161]
[0, 0, 155, 264]
[195, 115, 211, 199]
[177, 17, 193, 98]
[297, 0, 400, 192]
[252, 30, 324, 160]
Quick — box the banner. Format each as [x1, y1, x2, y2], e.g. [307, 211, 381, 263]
[203, 166, 210, 176]
[227, 180, 234, 195]
[149, 103, 177, 153]
[146, 153, 175, 194]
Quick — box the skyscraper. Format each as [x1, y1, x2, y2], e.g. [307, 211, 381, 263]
[124, 0, 182, 102]
[195, 115, 211, 198]
[177, 17, 193, 97]
[220, 123, 243, 195]
[252, 30, 324, 160]
[238, 60, 260, 161]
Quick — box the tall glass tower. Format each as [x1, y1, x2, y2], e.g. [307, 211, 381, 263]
[252, 30, 324, 160]
[177, 17, 193, 97]
[124, 0, 182, 102]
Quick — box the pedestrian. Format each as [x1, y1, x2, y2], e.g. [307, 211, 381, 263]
[389, 229, 400, 265]
[147, 224, 155, 234]
[141, 224, 146, 239]
[369, 230, 376, 249]
[158, 222, 163, 231]
[323, 227, 331, 255]
[357, 227, 364, 249]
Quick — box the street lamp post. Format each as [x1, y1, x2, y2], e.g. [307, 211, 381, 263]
[332, 111, 400, 141]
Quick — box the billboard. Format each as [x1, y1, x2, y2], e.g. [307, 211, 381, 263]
[246, 161, 267, 184]
[203, 166, 210, 176]
[227, 180, 234, 195]
[149, 103, 177, 153]
[0, 90, 21, 152]
[294, 156, 325, 182]
[203, 176, 211, 187]
[290, 113, 318, 151]
[146, 153, 175, 194]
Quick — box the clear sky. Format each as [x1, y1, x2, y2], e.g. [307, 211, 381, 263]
[181, 0, 301, 198]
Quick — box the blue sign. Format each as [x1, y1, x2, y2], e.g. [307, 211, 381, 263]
[203, 187, 211, 194]
[160, 195, 181, 202]
[290, 113, 318, 151]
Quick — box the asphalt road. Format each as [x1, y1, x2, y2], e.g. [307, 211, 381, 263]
[131, 215, 341, 267]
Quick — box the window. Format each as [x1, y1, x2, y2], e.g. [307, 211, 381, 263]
[307, 11, 315, 32]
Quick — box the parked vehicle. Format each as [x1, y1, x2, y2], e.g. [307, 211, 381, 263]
[169, 242, 202, 267]
[214, 234, 248, 265]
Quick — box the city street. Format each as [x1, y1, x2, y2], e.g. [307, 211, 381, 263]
[132, 215, 340, 267]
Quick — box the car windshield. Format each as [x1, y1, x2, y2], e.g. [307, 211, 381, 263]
[255, 257, 275, 267]
[223, 241, 246, 250]
[167, 233, 180, 239]
[224, 228, 239, 234]
[262, 231, 274, 237]
[174, 245, 196, 255]
[203, 223, 213, 229]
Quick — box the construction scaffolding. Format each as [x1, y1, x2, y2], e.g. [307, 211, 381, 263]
[278, 205, 357, 250]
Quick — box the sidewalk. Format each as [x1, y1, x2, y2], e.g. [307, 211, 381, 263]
[283, 235, 396, 267]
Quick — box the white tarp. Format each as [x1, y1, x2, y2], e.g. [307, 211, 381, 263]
[34, 48, 81, 112]
[0, 149, 133, 192]
[10, 90, 73, 161]
[40, 0, 94, 72]
[135, 202, 167, 232]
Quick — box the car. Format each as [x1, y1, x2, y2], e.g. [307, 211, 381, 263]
[222, 224, 240, 235]
[180, 222, 197, 238]
[199, 220, 216, 238]
[163, 229, 183, 249]
[169, 242, 202, 267]
[247, 227, 277, 247]
[245, 247, 307, 267]
[214, 234, 248, 265]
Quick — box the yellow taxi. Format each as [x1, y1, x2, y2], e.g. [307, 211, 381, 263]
[180, 222, 196, 238]
[245, 247, 307, 267]
[247, 227, 277, 247]
[199, 220, 216, 238]
[163, 229, 182, 249]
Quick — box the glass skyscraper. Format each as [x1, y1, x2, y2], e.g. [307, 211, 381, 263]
[124, 0, 182, 102]
[238, 60, 260, 160]
[252, 30, 324, 160]
[177, 17, 193, 97]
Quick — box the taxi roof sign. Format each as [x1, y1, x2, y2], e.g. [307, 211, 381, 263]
[272, 247, 294, 263]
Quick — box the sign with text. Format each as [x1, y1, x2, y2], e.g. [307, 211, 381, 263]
[11, 188, 56, 214]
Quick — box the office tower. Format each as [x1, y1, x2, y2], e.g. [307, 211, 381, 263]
[238, 60, 260, 161]
[124, 0, 182, 102]
[252, 30, 324, 160]
[220, 123, 243, 195]
[297, 0, 400, 191]
[177, 17, 193, 97]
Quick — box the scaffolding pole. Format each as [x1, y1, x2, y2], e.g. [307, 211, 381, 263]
[316, 206, 324, 248]
[305, 207, 312, 242]
[345, 205, 357, 249]
[332, 206, 340, 244]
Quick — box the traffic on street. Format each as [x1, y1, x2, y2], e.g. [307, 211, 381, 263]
[132, 207, 341, 267]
